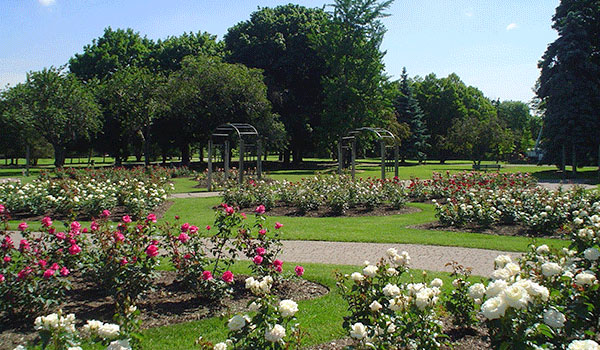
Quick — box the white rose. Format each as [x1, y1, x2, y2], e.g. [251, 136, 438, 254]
[536, 245, 550, 254]
[227, 315, 246, 331]
[415, 288, 435, 310]
[265, 324, 286, 343]
[350, 322, 368, 339]
[575, 272, 597, 286]
[430, 278, 443, 288]
[386, 267, 398, 276]
[468, 283, 486, 300]
[386, 247, 398, 257]
[279, 300, 298, 318]
[214, 342, 228, 350]
[541, 262, 562, 277]
[567, 339, 600, 350]
[501, 285, 530, 309]
[369, 300, 382, 312]
[105, 339, 131, 350]
[351, 272, 364, 282]
[574, 217, 584, 225]
[362, 265, 378, 277]
[543, 308, 566, 329]
[248, 302, 260, 311]
[98, 323, 120, 340]
[481, 296, 507, 320]
[494, 255, 512, 268]
[485, 279, 508, 297]
[505, 262, 520, 276]
[382, 283, 401, 297]
[491, 268, 512, 281]
[584, 247, 600, 261]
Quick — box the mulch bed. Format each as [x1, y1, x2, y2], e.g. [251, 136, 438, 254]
[0, 271, 328, 350]
[241, 204, 421, 218]
[409, 221, 564, 239]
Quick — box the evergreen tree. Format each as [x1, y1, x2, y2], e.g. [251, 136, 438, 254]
[394, 68, 430, 162]
[537, 0, 600, 170]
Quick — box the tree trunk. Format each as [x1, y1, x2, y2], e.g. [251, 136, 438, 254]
[572, 144, 577, 175]
[143, 128, 151, 167]
[292, 147, 302, 165]
[180, 144, 190, 166]
[53, 145, 66, 168]
[283, 149, 290, 165]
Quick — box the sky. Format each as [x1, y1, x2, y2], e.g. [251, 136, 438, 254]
[0, 0, 560, 103]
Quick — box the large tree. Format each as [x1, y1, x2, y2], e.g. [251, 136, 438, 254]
[537, 0, 600, 170]
[314, 0, 400, 156]
[224, 4, 328, 163]
[497, 100, 539, 157]
[17, 67, 101, 167]
[69, 27, 154, 81]
[152, 31, 224, 73]
[157, 55, 283, 165]
[394, 68, 430, 162]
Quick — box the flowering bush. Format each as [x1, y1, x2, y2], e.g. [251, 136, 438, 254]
[0, 212, 80, 318]
[0, 167, 173, 219]
[84, 212, 161, 312]
[443, 261, 477, 328]
[336, 248, 448, 349]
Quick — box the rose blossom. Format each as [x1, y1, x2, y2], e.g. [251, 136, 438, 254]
[279, 299, 298, 317]
[69, 244, 81, 255]
[256, 247, 266, 256]
[265, 324, 286, 343]
[567, 339, 600, 350]
[295, 265, 304, 277]
[3, 256, 10, 263]
[350, 322, 367, 339]
[259, 229, 266, 235]
[114, 232, 125, 242]
[225, 206, 235, 215]
[0, 274, 4, 283]
[101, 210, 111, 218]
[50, 263, 59, 270]
[146, 213, 157, 223]
[60, 267, 70, 277]
[41, 217, 53, 227]
[202, 271, 213, 280]
[18, 222, 28, 231]
[56, 231, 66, 240]
[43, 269, 55, 279]
[178, 233, 190, 243]
[0, 204, 4, 213]
[70, 221, 81, 232]
[274, 222, 283, 229]
[222, 270, 234, 283]
[19, 239, 30, 251]
[227, 315, 246, 331]
[189, 225, 198, 234]
[181, 223, 190, 232]
[255, 205, 266, 214]
[145, 244, 159, 257]
[122, 215, 132, 223]
[253, 255, 264, 265]
[206, 225, 211, 230]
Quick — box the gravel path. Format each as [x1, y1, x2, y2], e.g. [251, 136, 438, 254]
[169, 191, 220, 198]
[279, 240, 519, 277]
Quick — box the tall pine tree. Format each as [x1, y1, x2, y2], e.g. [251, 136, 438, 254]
[537, 0, 600, 170]
[394, 68, 430, 162]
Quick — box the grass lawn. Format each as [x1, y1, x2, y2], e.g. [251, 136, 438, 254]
[131, 260, 486, 349]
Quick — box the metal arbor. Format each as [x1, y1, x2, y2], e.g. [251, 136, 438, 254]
[207, 123, 262, 191]
[337, 127, 399, 180]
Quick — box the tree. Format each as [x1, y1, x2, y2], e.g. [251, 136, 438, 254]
[152, 31, 224, 73]
[158, 55, 283, 165]
[224, 4, 329, 163]
[314, 0, 400, 156]
[394, 68, 430, 162]
[18, 67, 101, 167]
[496, 100, 537, 157]
[446, 115, 512, 165]
[537, 0, 600, 171]
[97, 66, 164, 166]
[69, 27, 154, 81]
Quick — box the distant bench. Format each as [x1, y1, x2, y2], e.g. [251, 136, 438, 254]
[472, 164, 501, 172]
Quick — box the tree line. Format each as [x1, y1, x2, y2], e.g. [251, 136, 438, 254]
[1, 0, 544, 168]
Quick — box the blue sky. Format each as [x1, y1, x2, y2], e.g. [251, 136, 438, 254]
[0, 0, 559, 102]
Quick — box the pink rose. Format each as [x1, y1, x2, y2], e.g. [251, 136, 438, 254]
[101, 209, 111, 218]
[202, 270, 213, 280]
[48, 228, 55, 234]
[253, 255, 264, 265]
[69, 244, 81, 255]
[146, 244, 159, 257]
[122, 215, 132, 223]
[56, 232, 66, 240]
[91, 221, 99, 231]
[0, 204, 4, 214]
[178, 233, 190, 243]
[0, 274, 4, 282]
[225, 206, 235, 215]
[82, 227, 88, 233]
[184, 253, 191, 259]
[50, 263, 59, 270]
[1, 236, 14, 249]
[275, 265, 282, 273]
[19, 239, 30, 251]
[17, 267, 31, 280]
[147, 213, 157, 223]
[114, 232, 125, 242]
[3, 255, 11, 263]
[43, 269, 55, 279]
[254, 205, 266, 214]
[41, 216, 53, 227]
[295, 265, 304, 277]
[222, 270, 234, 283]
[60, 267, 70, 276]
[189, 225, 199, 234]
[273, 259, 283, 267]
[240, 212, 247, 219]
[120, 257, 128, 266]
[259, 229, 267, 235]
[70, 221, 81, 232]
[206, 225, 211, 231]
[275, 222, 283, 230]
[18, 222, 28, 231]
[181, 223, 190, 232]
[38, 259, 47, 268]
[256, 247, 266, 256]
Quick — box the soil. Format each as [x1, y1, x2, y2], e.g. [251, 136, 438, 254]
[241, 204, 421, 218]
[0, 271, 328, 350]
[410, 221, 564, 239]
[6, 200, 175, 222]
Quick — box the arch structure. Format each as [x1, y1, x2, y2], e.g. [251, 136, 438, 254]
[337, 127, 399, 180]
[207, 123, 262, 191]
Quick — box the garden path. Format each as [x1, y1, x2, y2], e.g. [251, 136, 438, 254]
[169, 192, 220, 198]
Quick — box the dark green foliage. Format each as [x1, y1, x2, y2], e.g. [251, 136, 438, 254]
[151, 31, 224, 73]
[537, 0, 600, 168]
[394, 68, 430, 162]
[224, 4, 329, 163]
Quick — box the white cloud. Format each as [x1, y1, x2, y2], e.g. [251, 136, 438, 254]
[38, 0, 56, 6]
[506, 23, 518, 31]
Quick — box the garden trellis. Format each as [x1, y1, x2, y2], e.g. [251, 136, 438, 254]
[338, 127, 399, 180]
[207, 123, 262, 191]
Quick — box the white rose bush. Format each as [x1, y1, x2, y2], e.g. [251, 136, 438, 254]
[336, 249, 449, 349]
